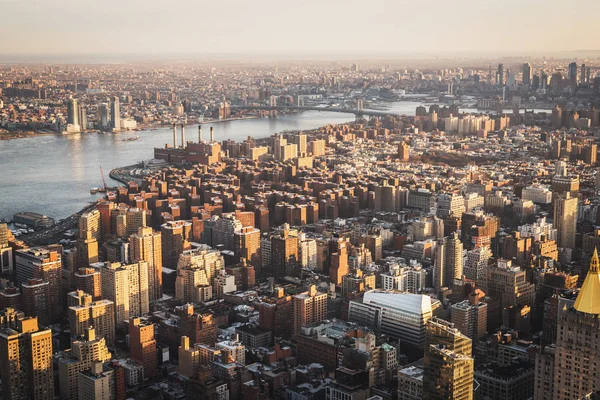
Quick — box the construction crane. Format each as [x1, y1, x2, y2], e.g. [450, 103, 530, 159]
[100, 167, 108, 192]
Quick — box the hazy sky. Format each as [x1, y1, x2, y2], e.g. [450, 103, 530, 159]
[1, 0, 599, 57]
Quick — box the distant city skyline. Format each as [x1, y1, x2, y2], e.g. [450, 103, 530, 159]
[1, 0, 599, 58]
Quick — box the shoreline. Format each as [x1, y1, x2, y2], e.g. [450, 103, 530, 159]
[0, 115, 267, 141]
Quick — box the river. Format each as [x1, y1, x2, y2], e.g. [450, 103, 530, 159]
[0, 110, 356, 221]
[0, 100, 551, 222]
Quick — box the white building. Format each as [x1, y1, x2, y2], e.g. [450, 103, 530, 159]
[522, 185, 552, 204]
[380, 262, 426, 294]
[437, 193, 465, 219]
[347, 290, 439, 346]
[298, 233, 317, 269]
[518, 216, 557, 242]
[213, 273, 236, 298]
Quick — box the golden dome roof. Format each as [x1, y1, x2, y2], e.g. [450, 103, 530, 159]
[574, 248, 600, 315]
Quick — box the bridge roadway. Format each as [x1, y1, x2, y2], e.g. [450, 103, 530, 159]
[229, 104, 399, 118]
[19, 201, 100, 245]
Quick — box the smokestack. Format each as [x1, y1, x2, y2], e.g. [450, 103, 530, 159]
[210, 126, 214, 142]
[181, 124, 185, 147]
[172, 123, 177, 148]
[198, 125, 203, 143]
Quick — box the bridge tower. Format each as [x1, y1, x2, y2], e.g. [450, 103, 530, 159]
[355, 98, 364, 121]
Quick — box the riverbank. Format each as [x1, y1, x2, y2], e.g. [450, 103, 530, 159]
[109, 163, 145, 186]
[0, 130, 58, 140]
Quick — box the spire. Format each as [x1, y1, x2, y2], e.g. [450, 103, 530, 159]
[574, 248, 600, 315]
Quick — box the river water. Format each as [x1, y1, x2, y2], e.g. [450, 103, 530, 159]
[0, 101, 551, 222]
[0, 110, 356, 221]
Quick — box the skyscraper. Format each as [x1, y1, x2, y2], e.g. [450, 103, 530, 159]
[0, 309, 54, 400]
[553, 192, 577, 249]
[110, 96, 120, 129]
[423, 318, 474, 400]
[522, 63, 532, 86]
[434, 232, 463, 292]
[68, 98, 80, 126]
[497, 63, 504, 86]
[100, 262, 150, 330]
[568, 62, 578, 87]
[98, 103, 110, 129]
[130, 227, 162, 302]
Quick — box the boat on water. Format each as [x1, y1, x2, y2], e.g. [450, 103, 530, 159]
[122, 135, 140, 142]
[90, 187, 107, 194]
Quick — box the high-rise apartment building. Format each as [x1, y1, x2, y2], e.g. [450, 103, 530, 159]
[298, 233, 317, 269]
[175, 304, 218, 346]
[434, 232, 464, 292]
[130, 227, 162, 302]
[464, 245, 492, 286]
[293, 285, 328, 336]
[461, 210, 499, 249]
[15, 247, 62, 323]
[398, 141, 410, 161]
[99, 262, 129, 330]
[99, 262, 150, 330]
[423, 318, 474, 400]
[437, 192, 464, 218]
[129, 317, 157, 378]
[175, 245, 224, 303]
[21, 278, 50, 325]
[161, 220, 192, 269]
[68, 290, 115, 346]
[0, 223, 13, 275]
[0, 309, 54, 400]
[451, 292, 488, 340]
[79, 209, 101, 241]
[329, 241, 349, 285]
[58, 327, 112, 400]
[271, 225, 299, 278]
[486, 259, 535, 310]
[77, 236, 99, 267]
[74, 267, 102, 300]
[77, 361, 113, 400]
[553, 192, 577, 249]
[234, 226, 261, 268]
